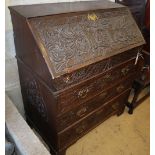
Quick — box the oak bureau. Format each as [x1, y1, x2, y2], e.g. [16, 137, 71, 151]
[9, 1, 145, 155]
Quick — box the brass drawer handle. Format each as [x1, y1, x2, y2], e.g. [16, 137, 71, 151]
[78, 88, 89, 99]
[76, 124, 86, 134]
[112, 102, 119, 110]
[96, 108, 104, 115]
[121, 67, 129, 76]
[116, 85, 124, 93]
[104, 74, 111, 79]
[76, 107, 87, 117]
[69, 111, 74, 117]
[99, 92, 107, 98]
[102, 74, 113, 82]
[63, 76, 70, 83]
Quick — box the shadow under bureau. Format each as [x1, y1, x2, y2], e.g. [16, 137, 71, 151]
[9, 1, 145, 155]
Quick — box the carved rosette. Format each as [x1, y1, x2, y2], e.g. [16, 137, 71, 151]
[26, 79, 48, 122]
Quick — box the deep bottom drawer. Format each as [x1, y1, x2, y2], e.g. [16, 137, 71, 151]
[58, 89, 130, 149]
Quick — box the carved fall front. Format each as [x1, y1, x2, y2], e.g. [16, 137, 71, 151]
[29, 8, 144, 78]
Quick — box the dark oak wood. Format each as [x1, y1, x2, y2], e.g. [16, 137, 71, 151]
[9, 1, 145, 154]
[58, 89, 130, 149]
[52, 47, 141, 90]
[57, 74, 135, 131]
[56, 58, 138, 113]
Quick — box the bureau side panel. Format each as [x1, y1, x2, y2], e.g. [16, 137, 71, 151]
[17, 60, 59, 150]
[9, 9, 55, 90]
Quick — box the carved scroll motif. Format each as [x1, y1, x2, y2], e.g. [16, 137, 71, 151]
[30, 8, 144, 77]
[26, 80, 48, 122]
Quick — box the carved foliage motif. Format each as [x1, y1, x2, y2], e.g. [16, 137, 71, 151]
[54, 49, 138, 90]
[26, 79, 48, 122]
[30, 8, 144, 77]
[63, 58, 112, 83]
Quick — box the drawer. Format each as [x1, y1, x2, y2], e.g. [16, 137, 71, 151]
[53, 47, 140, 90]
[57, 75, 134, 131]
[57, 58, 137, 113]
[58, 89, 130, 149]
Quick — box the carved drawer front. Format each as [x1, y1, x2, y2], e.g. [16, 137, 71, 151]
[57, 75, 134, 131]
[53, 47, 140, 90]
[57, 58, 136, 113]
[58, 89, 130, 149]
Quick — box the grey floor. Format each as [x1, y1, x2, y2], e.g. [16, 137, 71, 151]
[66, 97, 150, 155]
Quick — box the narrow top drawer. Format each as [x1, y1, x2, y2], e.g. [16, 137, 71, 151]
[52, 47, 141, 90]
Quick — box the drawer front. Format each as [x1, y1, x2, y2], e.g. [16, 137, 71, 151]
[57, 75, 134, 131]
[58, 89, 130, 149]
[53, 47, 140, 90]
[57, 58, 137, 113]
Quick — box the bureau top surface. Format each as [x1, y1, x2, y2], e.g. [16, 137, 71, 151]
[9, 0, 124, 18]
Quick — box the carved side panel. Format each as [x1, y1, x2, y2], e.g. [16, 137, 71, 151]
[26, 79, 48, 122]
[29, 7, 144, 78]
